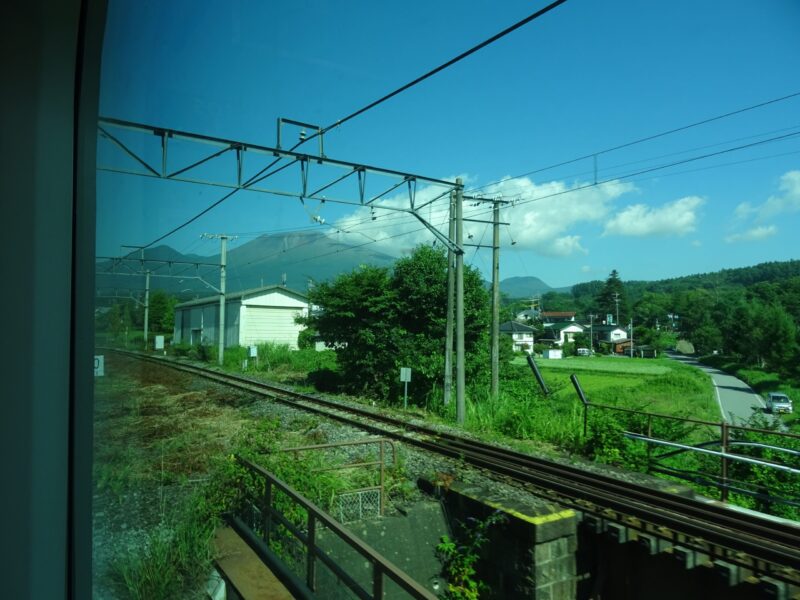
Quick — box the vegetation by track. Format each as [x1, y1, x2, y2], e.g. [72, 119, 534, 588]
[108, 350, 800, 585]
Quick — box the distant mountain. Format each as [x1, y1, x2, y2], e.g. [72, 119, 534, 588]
[499, 276, 572, 299]
[95, 231, 398, 297]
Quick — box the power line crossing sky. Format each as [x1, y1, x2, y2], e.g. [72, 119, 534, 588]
[98, 0, 800, 287]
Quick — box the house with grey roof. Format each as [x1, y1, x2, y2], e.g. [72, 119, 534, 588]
[500, 321, 536, 352]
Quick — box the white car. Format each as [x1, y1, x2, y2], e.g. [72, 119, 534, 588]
[765, 392, 793, 415]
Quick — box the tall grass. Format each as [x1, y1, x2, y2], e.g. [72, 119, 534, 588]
[463, 389, 584, 451]
[111, 503, 215, 600]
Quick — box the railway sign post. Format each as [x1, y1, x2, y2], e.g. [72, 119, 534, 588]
[400, 367, 411, 409]
[249, 345, 258, 369]
[94, 355, 104, 377]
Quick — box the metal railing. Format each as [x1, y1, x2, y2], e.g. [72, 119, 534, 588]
[570, 374, 800, 503]
[279, 438, 396, 519]
[229, 456, 436, 600]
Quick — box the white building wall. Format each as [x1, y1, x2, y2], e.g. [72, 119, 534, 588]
[558, 324, 584, 346]
[174, 288, 309, 349]
[240, 305, 306, 349]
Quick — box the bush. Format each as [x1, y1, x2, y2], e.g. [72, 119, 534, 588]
[169, 343, 192, 358]
[297, 328, 316, 350]
[308, 368, 342, 392]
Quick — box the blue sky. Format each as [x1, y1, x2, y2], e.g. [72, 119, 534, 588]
[97, 0, 800, 288]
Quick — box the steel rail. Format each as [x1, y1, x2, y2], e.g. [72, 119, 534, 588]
[108, 350, 800, 578]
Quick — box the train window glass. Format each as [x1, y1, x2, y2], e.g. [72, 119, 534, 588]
[92, 2, 800, 597]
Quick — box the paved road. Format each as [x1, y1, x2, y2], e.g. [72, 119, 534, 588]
[666, 353, 765, 424]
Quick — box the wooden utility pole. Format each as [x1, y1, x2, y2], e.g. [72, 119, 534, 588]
[455, 179, 465, 424]
[444, 191, 456, 406]
[490, 201, 500, 399]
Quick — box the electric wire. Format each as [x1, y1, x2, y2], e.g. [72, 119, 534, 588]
[466, 90, 800, 193]
[177, 131, 800, 282]
[119, 1, 568, 257]
[306, 0, 568, 142]
[463, 130, 800, 219]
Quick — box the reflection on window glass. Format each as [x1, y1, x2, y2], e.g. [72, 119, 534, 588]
[93, 2, 800, 597]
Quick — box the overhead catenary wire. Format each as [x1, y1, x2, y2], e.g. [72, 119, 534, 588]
[119, 1, 568, 257]
[465, 129, 800, 217]
[138, 131, 800, 291]
[191, 130, 800, 280]
[306, 0, 568, 141]
[466, 90, 800, 194]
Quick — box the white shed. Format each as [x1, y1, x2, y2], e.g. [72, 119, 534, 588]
[173, 285, 308, 350]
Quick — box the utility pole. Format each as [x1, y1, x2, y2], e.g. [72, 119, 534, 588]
[143, 270, 150, 350]
[455, 179, 466, 424]
[588, 313, 596, 353]
[202, 233, 236, 366]
[630, 318, 634, 358]
[613, 292, 620, 326]
[444, 190, 456, 407]
[121, 245, 149, 349]
[490, 200, 500, 400]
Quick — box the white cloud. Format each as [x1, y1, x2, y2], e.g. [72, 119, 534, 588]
[327, 175, 636, 258]
[581, 265, 592, 273]
[602, 196, 703, 237]
[724, 225, 777, 244]
[730, 170, 800, 223]
[758, 170, 800, 219]
[733, 202, 754, 220]
[690, 240, 702, 247]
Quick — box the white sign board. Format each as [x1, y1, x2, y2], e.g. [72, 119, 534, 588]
[154, 335, 165, 350]
[94, 355, 105, 377]
[400, 367, 412, 382]
[249, 345, 258, 358]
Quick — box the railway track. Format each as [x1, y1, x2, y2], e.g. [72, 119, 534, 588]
[108, 349, 800, 583]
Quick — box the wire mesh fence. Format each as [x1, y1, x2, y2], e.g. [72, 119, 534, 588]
[335, 488, 382, 523]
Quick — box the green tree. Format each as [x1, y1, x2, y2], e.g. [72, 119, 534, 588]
[540, 291, 576, 312]
[633, 326, 677, 352]
[148, 290, 179, 333]
[106, 301, 133, 339]
[761, 303, 798, 374]
[633, 291, 671, 329]
[301, 264, 397, 397]
[595, 270, 630, 326]
[302, 246, 490, 403]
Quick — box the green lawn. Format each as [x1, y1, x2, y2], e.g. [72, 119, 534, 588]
[512, 355, 670, 375]
[511, 355, 719, 422]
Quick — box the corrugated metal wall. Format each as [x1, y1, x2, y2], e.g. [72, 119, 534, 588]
[174, 300, 242, 347]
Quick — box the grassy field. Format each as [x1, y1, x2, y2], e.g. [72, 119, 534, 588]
[516, 356, 671, 375]
[512, 355, 719, 422]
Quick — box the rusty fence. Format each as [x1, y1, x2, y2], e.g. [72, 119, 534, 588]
[228, 455, 435, 600]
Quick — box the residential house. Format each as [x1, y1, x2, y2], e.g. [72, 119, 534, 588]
[515, 308, 540, 323]
[500, 321, 536, 352]
[541, 311, 576, 324]
[541, 321, 585, 347]
[589, 324, 628, 344]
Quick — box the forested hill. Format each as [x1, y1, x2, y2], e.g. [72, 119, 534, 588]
[626, 259, 800, 298]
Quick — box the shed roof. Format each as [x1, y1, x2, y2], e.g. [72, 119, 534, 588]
[543, 322, 584, 331]
[590, 324, 627, 332]
[176, 284, 307, 308]
[500, 321, 535, 333]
